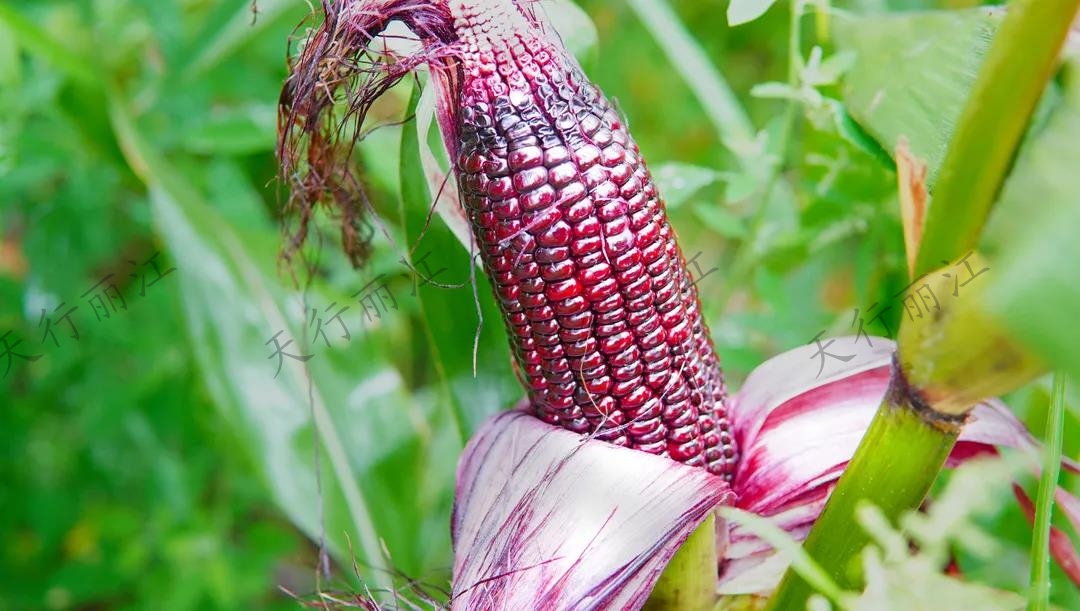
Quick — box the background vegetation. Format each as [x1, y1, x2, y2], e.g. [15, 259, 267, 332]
[0, 0, 1076, 609]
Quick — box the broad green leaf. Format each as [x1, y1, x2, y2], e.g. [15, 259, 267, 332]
[109, 98, 456, 582]
[835, 9, 1004, 182]
[982, 62, 1080, 380]
[651, 161, 723, 209]
[834, 6, 1078, 285]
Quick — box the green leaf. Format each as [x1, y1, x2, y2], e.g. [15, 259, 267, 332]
[836, 4, 1075, 267]
[184, 0, 302, 77]
[109, 97, 456, 582]
[727, 0, 780, 28]
[723, 170, 763, 204]
[0, 19, 20, 86]
[908, 0, 1079, 278]
[983, 63, 1080, 380]
[750, 81, 802, 101]
[693, 205, 747, 239]
[807, 49, 856, 87]
[203, 159, 275, 230]
[835, 9, 1004, 183]
[829, 102, 894, 167]
[625, 0, 755, 144]
[0, 3, 101, 87]
[651, 161, 722, 209]
[180, 105, 277, 155]
[1029, 373, 1066, 611]
[718, 506, 845, 605]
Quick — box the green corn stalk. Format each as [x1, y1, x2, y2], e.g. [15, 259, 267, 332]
[769, 0, 1080, 608]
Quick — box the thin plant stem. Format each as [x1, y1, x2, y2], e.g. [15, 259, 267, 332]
[775, 0, 806, 191]
[1028, 373, 1067, 611]
[766, 368, 959, 609]
[768, 0, 1079, 608]
[737, 0, 803, 249]
[626, 0, 806, 309]
[624, 0, 754, 144]
[723, 0, 807, 306]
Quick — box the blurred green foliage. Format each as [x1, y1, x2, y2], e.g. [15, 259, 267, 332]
[0, 0, 1077, 609]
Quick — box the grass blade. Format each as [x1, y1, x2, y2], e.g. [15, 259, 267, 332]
[0, 3, 100, 86]
[772, 2, 1080, 607]
[914, 0, 1080, 276]
[624, 0, 754, 144]
[719, 506, 846, 606]
[110, 98, 389, 582]
[184, 0, 300, 77]
[1029, 373, 1067, 611]
[110, 96, 457, 585]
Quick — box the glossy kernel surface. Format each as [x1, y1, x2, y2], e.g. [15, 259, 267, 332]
[451, 4, 736, 478]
